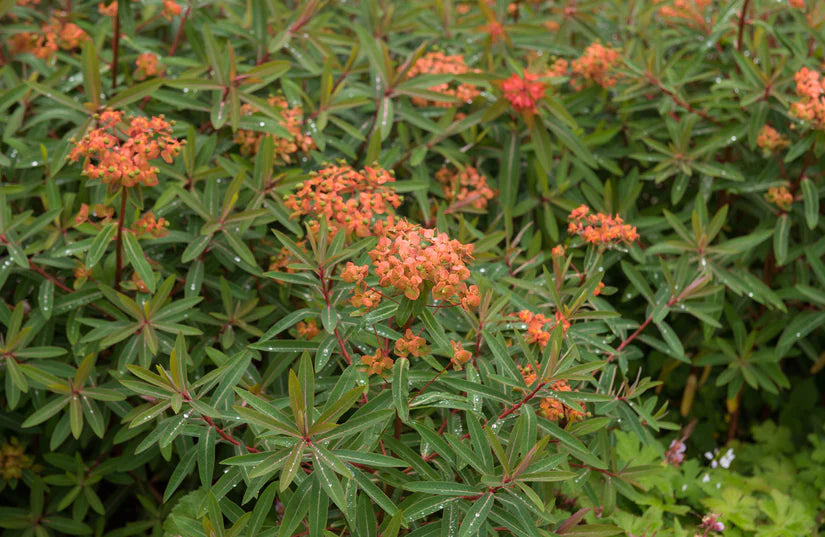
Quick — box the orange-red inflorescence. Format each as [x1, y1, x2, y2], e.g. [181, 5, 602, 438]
[570, 42, 620, 89]
[450, 340, 472, 370]
[567, 205, 639, 246]
[98, 1, 118, 16]
[11, 18, 88, 60]
[404, 52, 481, 108]
[235, 96, 315, 160]
[361, 348, 394, 376]
[395, 329, 429, 358]
[69, 109, 182, 188]
[434, 165, 496, 210]
[342, 219, 480, 312]
[789, 0, 805, 8]
[517, 309, 570, 349]
[162, 0, 182, 19]
[657, 0, 712, 24]
[285, 164, 402, 238]
[132, 211, 170, 238]
[756, 125, 789, 152]
[135, 52, 165, 80]
[502, 72, 546, 113]
[765, 186, 794, 211]
[791, 67, 825, 129]
[296, 319, 320, 340]
[519, 365, 585, 422]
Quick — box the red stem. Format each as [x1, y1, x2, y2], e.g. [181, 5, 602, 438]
[737, 0, 751, 52]
[169, 2, 192, 56]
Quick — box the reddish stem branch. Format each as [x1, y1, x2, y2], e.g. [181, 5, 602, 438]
[737, 0, 751, 52]
[318, 266, 352, 365]
[646, 73, 719, 124]
[201, 415, 260, 453]
[169, 2, 192, 56]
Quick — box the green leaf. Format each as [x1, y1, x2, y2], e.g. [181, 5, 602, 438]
[38, 279, 54, 320]
[800, 178, 819, 230]
[122, 232, 155, 293]
[773, 214, 790, 266]
[86, 224, 117, 269]
[22, 396, 70, 427]
[392, 357, 410, 423]
[81, 40, 101, 108]
[459, 492, 494, 537]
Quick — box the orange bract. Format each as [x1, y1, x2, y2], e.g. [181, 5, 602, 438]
[132, 211, 170, 238]
[657, 0, 712, 29]
[361, 348, 394, 376]
[135, 52, 164, 80]
[234, 95, 314, 160]
[285, 164, 401, 238]
[567, 205, 638, 246]
[519, 365, 585, 422]
[502, 72, 546, 113]
[404, 52, 481, 108]
[434, 165, 496, 210]
[395, 329, 429, 358]
[791, 67, 825, 129]
[296, 320, 320, 340]
[756, 125, 789, 152]
[450, 341, 472, 370]
[69, 110, 182, 188]
[10, 18, 88, 60]
[765, 186, 793, 211]
[570, 42, 620, 89]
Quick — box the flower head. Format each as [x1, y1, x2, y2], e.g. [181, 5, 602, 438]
[756, 125, 789, 153]
[361, 349, 393, 376]
[435, 165, 496, 210]
[135, 52, 165, 80]
[567, 205, 638, 246]
[404, 52, 480, 108]
[69, 110, 182, 188]
[450, 341, 472, 370]
[765, 185, 794, 211]
[0, 438, 33, 480]
[570, 42, 620, 89]
[286, 164, 401, 238]
[395, 329, 429, 358]
[790, 67, 825, 129]
[162, 0, 182, 19]
[296, 320, 320, 340]
[502, 72, 545, 113]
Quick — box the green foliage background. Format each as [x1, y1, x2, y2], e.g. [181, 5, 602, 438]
[1, 0, 825, 536]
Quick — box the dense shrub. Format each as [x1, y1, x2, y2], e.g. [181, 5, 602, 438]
[1, 0, 824, 536]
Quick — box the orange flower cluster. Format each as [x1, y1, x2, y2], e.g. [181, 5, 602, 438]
[69, 110, 182, 188]
[789, 0, 805, 7]
[135, 53, 165, 80]
[74, 203, 115, 226]
[285, 164, 402, 238]
[394, 329, 429, 358]
[544, 59, 569, 78]
[517, 309, 569, 348]
[361, 348, 394, 376]
[657, 0, 712, 28]
[342, 220, 480, 312]
[268, 242, 305, 273]
[162, 0, 182, 19]
[132, 211, 169, 238]
[404, 52, 481, 108]
[568, 205, 639, 246]
[519, 365, 585, 422]
[790, 67, 825, 129]
[434, 166, 496, 210]
[98, 1, 117, 16]
[756, 125, 789, 153]
[502, 72, 546, 113]
[234, 96, 314, 160]
[451, 341, 472, 370]
[296, 319, 320, 340]
[570, 42, 620, 89]
[765, 186, 794, 211]
[10, 18, 88, 60]
[371, 220, 479, 306]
